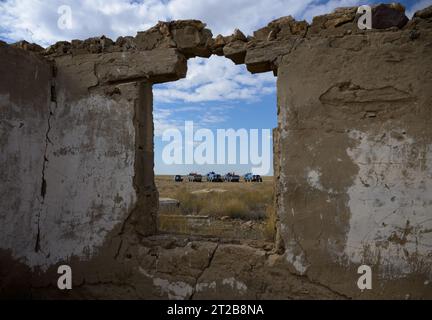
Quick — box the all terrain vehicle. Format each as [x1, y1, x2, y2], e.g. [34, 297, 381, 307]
[206, 172, 223, 182]
[244, 173, 263, 182]
[188, 173, 203, 182]
[224, 172, 240, 182]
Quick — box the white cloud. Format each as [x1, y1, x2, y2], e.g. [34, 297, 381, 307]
[3, 0, 413, 46]
[406, 0, 432, 18]
[301, 0, 362, 22]
[153, 56, 276, 103]
[201, 113, 228, 125]
[0, 0, 315, 45]
[0, 0, 170, 46]
[153, 107, 179, 137]
[166, 0, 311, 36]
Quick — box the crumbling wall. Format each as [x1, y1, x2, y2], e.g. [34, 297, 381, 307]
[0, 44, 53, 270]
[1, 3, 431, 299]
[0, 48, 160, 294]
[274, 7, 432, 298]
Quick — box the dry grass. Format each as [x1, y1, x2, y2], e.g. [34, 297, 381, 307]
[156, 175, 276, 240]
[156, 175, 274, 221]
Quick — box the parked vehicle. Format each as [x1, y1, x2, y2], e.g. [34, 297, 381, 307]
[206, 172, 223, 182]
[174, 175, 183, 182]
[244, 173, 253, 182]
[213, 174, 223, 182]
[253, 175, 263, 182]
[224, 172, 240, 182]
[206, 172, 215, 182]
[188, 173, 202, 182]
[244, 173, 263, 182]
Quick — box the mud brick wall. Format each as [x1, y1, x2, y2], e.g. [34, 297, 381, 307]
[0, 45, 53, 272]
[275, 26, 432, 298]
[0, 45, 159, 297]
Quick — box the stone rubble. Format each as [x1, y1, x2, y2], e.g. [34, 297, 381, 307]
[12, 3, 430, 76]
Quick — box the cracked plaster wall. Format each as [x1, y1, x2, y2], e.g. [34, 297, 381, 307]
[275, 23, 432, 298]
[0, 45, 158, 285]
[0, 45, 53, 268]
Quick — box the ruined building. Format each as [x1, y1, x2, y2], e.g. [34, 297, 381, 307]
[1, 4, 431, 299]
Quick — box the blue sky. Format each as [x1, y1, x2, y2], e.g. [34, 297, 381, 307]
[1, 0, 430, 175]
[153, 56, 277, 175]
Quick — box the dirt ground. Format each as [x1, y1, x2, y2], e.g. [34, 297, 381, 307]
[155, 175, 275, 241]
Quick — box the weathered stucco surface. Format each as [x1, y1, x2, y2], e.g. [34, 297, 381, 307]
[275, 18, 432, 298]
[0, 45, 52, 267]
[1, 3, 431, 299]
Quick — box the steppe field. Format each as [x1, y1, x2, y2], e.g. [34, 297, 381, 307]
[155, 175, 275, 242]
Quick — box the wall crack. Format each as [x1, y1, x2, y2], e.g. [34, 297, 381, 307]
[35, 70, 57, 253]
[189, 243, 219, 300]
